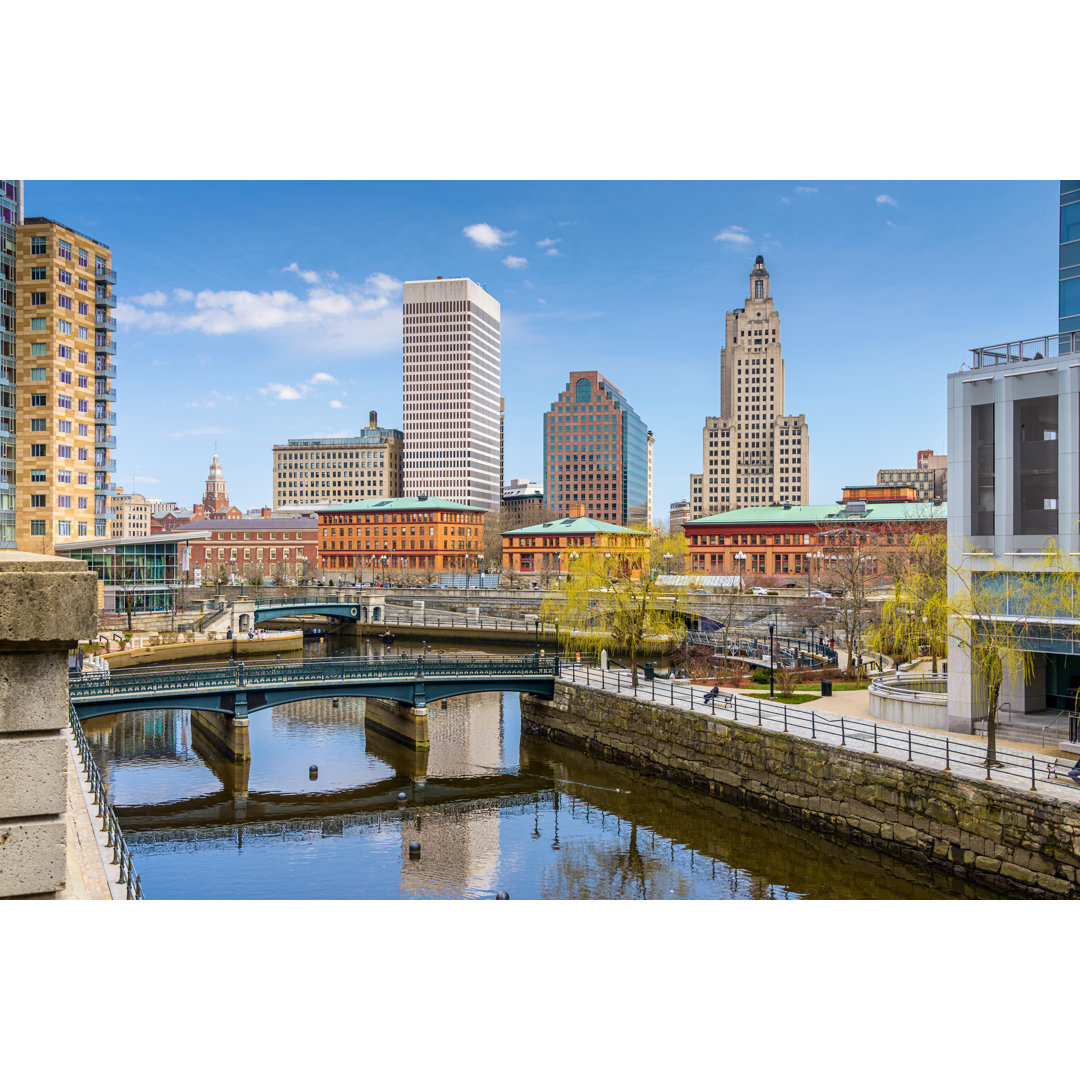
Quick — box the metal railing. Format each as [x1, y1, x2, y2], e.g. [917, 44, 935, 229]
[68, 703, 144, 899]
[685, 630, 837, 668]
[869, 673, 948, 700]
[69, 653, 560, 702]
[559, 663, 1080, 795]
[968, 330, 1080, 370]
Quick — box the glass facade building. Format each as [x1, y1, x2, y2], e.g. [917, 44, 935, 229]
[1061, 182, 1080, 337]
[0, 180, 20, 548]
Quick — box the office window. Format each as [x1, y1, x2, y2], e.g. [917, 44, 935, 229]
[78, 302, 88, 316]
[58, 319, 72, 334]
[30, 236, 46, 255]
[57, 294, 72, 310]
[30, 291, 46, 306]
[57, 520, 71, 536]
[31, 267, 46, 281]
[30, 444, 46, 457]
[30, 520, 46, 536]
[30, 470, 45, 482]
[57, 239, 72, 260]
[971, 403, 995, 535]
[30, 494, 45, 508]
[30, 343, 46, 356]
[30, 368, 46, 381]
[58, 268, 71, 285]
[31, 393, 46, 406]
[30, 419, 46, 431]
[30, 317, 46, 331]
[1014, 396, 1058, 535]
[78, 248, 88, 268]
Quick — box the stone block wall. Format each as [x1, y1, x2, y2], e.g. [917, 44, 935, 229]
[0, 552, 98, 898]
[521, 683, 1080, 899]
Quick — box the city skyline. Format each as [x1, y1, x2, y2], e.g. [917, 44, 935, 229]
[19, 180, 1058, 520]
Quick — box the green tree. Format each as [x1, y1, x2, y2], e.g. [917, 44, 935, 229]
[542, 539, 690, 688]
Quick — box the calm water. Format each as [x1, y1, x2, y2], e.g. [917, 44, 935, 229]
[84, 635, 1002, 900]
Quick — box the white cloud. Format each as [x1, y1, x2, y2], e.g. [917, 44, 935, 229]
[167, 426, 231, 438]
[463, 223, 515, 248]
[282, 261, 321, 284]
[780, 196, 791, 205]
[794, 186, 818, 195]
[502, 255, 528, 269]
[127, 290, 168, 306]
[886, 220, 898, 229]
[714, 225, 753, 246]
[261, 382, 305, 401]
[876, 193, 899, 207]
[329, 400, 344, 409]
[309, 372, 337, 385]
[537, 298, 547, 304]
[115, 271, 404, 354]
[536, 237, 561, 248]
[545, 248, 560, 257]
[134, 475, 159, 485]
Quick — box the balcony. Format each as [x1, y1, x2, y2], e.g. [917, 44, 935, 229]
[95, 435, 116, 449]
[94, 337, 116, 355]
[95, 315, 117, 331]
[95, 458, 116, 470]
[95, 361, 117, 377]
[95, 387, 116, 402]
[968, 330, 1080, 370]
[94, 266, 116, 284]
[95, 410, 117, 424]
[95, 290, 116, 309]
[96, 483, 117, 495]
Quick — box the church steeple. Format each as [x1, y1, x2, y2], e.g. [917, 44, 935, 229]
[204, 451, 229, 515]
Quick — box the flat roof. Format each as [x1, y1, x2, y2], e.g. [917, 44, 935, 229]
[323, 497, 483, 513]
[688, 502, 947, 527]
[56, 530, 212, 550]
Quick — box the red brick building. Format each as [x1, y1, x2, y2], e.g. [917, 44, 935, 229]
[185, 516, 319, 582]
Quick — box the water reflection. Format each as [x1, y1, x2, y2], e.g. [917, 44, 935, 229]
[81, 634, 1004, 900]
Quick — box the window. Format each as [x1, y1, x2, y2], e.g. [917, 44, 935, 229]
[57, 445, 71, 459]
[77, 399, 87, 413]
[30, 520, 46, 536]
[57, 294, 72, 310]
[30, 368, 46, 382]
[58, 268, 71, 285]
[30, 470, 45, 482]
[1014, 395, 1058, 535]
[30, 494, 45, 508]
[30, 419, 46, 431]
[57, 520, 71, 536]
[78, 327, 88, 341]
[30, 444, 46, 457]
[31, 267, 46, 281]
[30, 343, 46, 356]
[57, 346, 71, 360]
[30, 291, 46, 306]
[77, 351, 87, 364]
[31, 393, 46, 406]
[59, 370, 71, 384]
[78, 248, 88, 268]
[58, 470, 70, 483]
[57, 420, 71, 434]
[31, 236, 46, 255]
[971, 403, 995, 535]
[78, 277, 88, 292]
[57, 240, 72, 260]
[78, 301, 88, 316]
[30, 317, 46, 331]
[58, 319, 72, 334]
[57, 495, 71, 509]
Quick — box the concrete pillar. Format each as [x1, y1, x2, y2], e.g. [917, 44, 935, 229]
[190, 709, 251, 762]
[364, 699, 430, 750]
[0, 551, 98, 898]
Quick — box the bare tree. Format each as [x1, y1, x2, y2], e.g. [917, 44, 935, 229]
[242, 562, 265, 598]
[817, 526, 886, 678]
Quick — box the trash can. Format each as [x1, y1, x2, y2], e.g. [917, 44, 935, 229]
[644, 662, 655, 681]
[821, 680, 833, 697]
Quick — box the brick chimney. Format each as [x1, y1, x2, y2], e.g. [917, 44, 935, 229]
[568, 503, 586, 518]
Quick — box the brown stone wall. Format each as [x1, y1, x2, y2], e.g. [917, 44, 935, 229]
[521, 683, 1080, 899]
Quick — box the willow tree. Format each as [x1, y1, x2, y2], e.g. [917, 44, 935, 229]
[950, 541, 1080, 767]
[541, 539, 690, 688]
[868, 531, 948, 671]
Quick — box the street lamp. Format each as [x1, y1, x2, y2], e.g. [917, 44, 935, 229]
[734, 549, 746, 592]
[380, 554, 388, 586]
[555, 551, 561, 584]
[768, 622, 776, 698]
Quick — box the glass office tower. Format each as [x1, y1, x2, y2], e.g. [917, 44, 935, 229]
[1061, 181, 1080, 337]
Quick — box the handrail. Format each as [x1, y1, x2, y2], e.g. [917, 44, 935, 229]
[558, 663, 1080, 796]
[68, 703, 144, 899]
[869, 673, 948, 700]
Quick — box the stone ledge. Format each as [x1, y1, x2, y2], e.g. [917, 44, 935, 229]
[0, 552, 97, 647]
[0, 819, 65, 897]
[0, 734, 66, 819]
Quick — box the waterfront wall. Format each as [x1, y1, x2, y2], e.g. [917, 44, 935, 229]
[100, 631, 303, 670]
[521, 683, 1080, 899]
[0, 552, 98, 898]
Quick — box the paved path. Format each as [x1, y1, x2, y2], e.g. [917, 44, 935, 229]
[562, 665, 1080, 805]
[58, 730, 126, 901]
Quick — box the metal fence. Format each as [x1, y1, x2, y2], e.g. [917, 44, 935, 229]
[559, 663, 1080, 795]
[67, 703, 145, 899]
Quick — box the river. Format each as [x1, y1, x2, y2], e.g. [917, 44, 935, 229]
[82, 634, 1002, 899]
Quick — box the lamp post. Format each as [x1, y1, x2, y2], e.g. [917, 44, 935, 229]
[734, 550, 746, 592]
[568, 549, 578, 581]
[662, 551, 671, 583]
[380, 555, 388, 586]
[768, 622, 776, 698]
[555, 551, 561, 585]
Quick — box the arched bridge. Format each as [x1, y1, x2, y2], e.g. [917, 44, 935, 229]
[68, 654, 559, 721]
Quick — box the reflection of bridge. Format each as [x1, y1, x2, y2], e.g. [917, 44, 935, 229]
[69, 654, 558, 720]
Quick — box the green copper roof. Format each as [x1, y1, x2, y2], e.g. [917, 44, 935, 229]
[503, 516, 643, 536]
[688, 502, 947, 526]
[322, 497, 483, 513]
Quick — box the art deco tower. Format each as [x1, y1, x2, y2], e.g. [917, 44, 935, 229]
[689, 256, 809, 518]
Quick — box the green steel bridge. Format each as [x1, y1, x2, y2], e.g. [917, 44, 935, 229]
[68, 654, 559, 721]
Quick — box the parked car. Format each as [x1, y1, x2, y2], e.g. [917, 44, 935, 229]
[807, 589, 830, 597]
[748, 586, 770, 595]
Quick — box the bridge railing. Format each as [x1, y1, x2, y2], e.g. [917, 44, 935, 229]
[558, 663, 1080, 795]
[68, 703, 145, 899]
[68, 653, 561, 701]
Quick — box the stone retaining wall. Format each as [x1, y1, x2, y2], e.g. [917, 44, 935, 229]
[521, 683, 1080, 899]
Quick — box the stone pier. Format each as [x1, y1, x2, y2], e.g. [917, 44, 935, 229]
[364, 698, 430, 750]
[0, 551, 98, 899]
[191, 709, 251, 762]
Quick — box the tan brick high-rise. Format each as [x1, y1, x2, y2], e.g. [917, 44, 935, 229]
[15, 218, 115, 552]
[689, 256, 808, 519]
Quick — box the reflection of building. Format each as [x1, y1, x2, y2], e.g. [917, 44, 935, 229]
[542, 370, 649, 525]
[57, 530, 209, 612]
[1062, 181, 1080, 335]
[16, 216, 116, 551]
[272, 412, 404, 509]
[689, 256, 810, 519]
[503, 503, 649, 577]
[402, 277, 502, 511]
[399, 691, 502, 897]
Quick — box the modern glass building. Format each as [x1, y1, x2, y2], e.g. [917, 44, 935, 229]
[542, 370, 650, 527]
[0, 180, 20, 548]
[1061, 181, 1080, 337]
[56, 531, 209, 614]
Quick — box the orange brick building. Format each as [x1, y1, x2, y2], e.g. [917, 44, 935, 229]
[318, 495, 484, 577]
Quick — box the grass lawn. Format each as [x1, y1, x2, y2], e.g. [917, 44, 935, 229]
[747, 692, 820, 705]
[805, 681, 868, 693]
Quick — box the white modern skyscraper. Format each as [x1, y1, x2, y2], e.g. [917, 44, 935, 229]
[402, 277, 501, 511]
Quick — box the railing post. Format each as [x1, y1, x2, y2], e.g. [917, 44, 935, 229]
[783, 704, 787, 732]
[670, 681, 674, 706]
[757, 699, 761, 727]
[907, 729, 912, 762]
[840, 716, 845, 746]
[1031, 754, 1037, 791]
[945, 738, 951, 771]
[873, 723, 878, 754]
[811, 711, 816, 739]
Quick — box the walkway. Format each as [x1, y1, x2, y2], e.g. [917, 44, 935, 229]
[560, 664, 1080, 803]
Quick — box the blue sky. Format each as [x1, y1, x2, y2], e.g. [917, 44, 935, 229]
[26, 180, 1057, 518]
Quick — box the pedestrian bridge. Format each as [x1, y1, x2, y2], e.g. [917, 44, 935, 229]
[68, 654, 559, 722]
